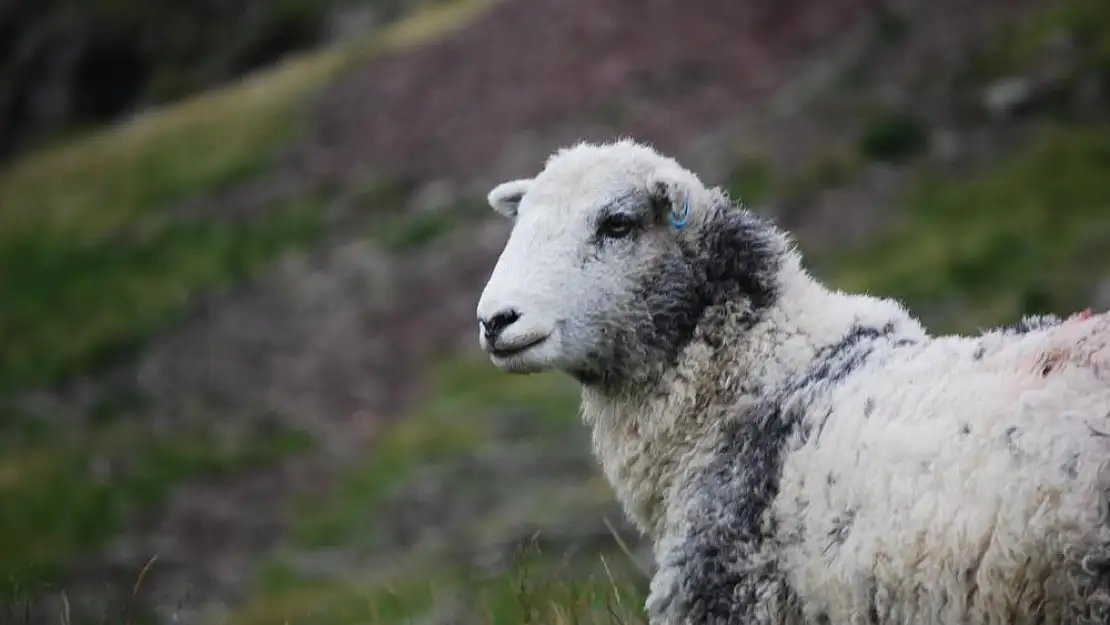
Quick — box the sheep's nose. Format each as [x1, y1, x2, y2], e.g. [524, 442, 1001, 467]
[479, 308, 520, 340]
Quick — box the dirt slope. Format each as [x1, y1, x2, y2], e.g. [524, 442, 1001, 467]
[296, 0, 875, 188]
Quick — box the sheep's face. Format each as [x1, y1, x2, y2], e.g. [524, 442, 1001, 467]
[476, 140, 712, 384]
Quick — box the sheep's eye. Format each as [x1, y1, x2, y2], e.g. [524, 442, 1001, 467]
[598, 214, 636, 239]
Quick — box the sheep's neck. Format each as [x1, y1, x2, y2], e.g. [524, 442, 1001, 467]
[579, 263, 918, 543]
[581, 319, 787, 541]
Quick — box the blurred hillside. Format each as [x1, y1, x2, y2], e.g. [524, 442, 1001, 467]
[1, 0, 1109, 623]
[0, 0, 446, 161]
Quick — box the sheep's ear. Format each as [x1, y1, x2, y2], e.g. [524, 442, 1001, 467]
[487, 179, 532, 219]
[647, 171, 691, 227]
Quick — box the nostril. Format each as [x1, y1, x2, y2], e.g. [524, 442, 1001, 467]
[482, 309, 521, 336]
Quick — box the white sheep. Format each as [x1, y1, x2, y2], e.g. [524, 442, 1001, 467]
[474, 138, 1110, 625]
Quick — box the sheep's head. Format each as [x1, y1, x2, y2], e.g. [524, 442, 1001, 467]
[476, 139, 786, 387]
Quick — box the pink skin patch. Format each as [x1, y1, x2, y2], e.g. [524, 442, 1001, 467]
[1065, 308, 1094, 323]
[1045, 308, 1110, 376]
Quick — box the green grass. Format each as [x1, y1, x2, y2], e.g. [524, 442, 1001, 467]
[725, 147, 865, 209]
[225, 574, 450, 625]
[0, 0, 519, 618]
[372, 199, 489, 253]
[223, 356, 644, 625]
[825, 120, 1110, 332]
[857, 111, 930, 163]
[815, 0, 1110, 331]
[0, 420, 314, 598]
[872, 6, 910, 46]
[228, 544, 646, 625]
[0, 0, 505, 395]
[725, 157, 777, 206]
[800, 148, 865, 190]
[957, 0, 1110, 86]
[290, 358, 582, 549]
[0, 50, 335, 393]
[0, 197, 328, 393]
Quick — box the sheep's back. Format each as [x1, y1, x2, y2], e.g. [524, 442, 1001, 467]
[773, 319, 1110, 624]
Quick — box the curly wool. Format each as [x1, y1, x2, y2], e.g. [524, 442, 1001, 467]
[580, 198, 1110, 625]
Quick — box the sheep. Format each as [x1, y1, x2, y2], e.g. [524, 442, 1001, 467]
[473, 137, 1110, 625]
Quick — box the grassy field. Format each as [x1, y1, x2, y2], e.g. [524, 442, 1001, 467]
[725, 118, 1110, 336]
[226, 559, 647, 625]
[0, 0, 1107, 622]
[0, 0, 503, 395]
[823, 0, 1110, 331]
[0, 0, 504, 614]
[0, 419, 313, 601]
[826, 120, 1110, 333]
[221, 358, 648, 625]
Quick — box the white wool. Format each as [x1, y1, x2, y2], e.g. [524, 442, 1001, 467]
[772, 312, 1110, 623]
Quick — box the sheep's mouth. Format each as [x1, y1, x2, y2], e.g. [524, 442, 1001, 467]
[489, 334, 549, 359]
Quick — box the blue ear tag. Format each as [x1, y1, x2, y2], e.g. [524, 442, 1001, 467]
[670, 197, 690, 231]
